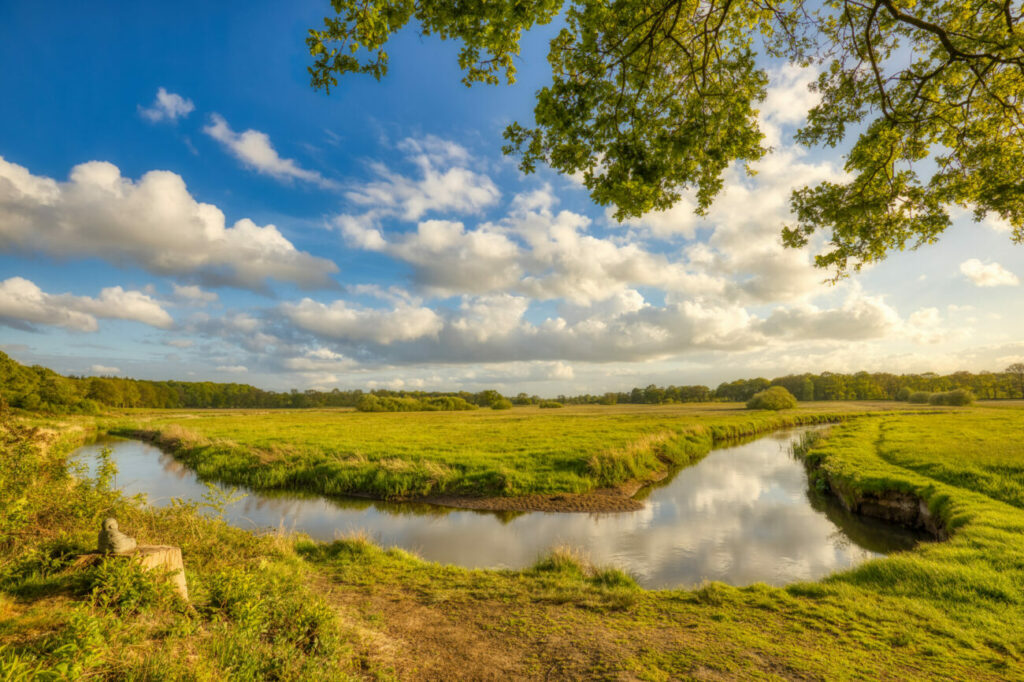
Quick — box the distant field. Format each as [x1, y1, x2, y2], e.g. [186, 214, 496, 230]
[106, 401, 930, 500]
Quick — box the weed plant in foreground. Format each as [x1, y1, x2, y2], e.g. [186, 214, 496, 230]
[0, 412, 355, 680]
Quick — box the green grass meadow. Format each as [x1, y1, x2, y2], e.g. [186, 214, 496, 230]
[3, 403, 1024, 678]
[106, 402, 916, 499]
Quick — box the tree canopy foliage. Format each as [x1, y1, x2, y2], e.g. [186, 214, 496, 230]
[307, 0, 1024, 276]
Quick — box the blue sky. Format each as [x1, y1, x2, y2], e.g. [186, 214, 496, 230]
[1, 2, 1022, 394]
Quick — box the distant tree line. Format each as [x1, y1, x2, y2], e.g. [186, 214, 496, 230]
[2, 351, 1023, 413]
[0, 352, 513, 413]
[524, 369, 1024, 405]
[524, 385, 711, 406]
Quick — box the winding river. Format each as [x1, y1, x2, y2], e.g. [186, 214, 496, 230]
[72, 427, 924, 589]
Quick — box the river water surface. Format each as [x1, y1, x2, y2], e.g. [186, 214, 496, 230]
[72, 428, 922, 589]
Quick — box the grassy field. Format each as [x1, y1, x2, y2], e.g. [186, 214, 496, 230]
[104, 401, 923, 500]
[3, 404, 1024, 678]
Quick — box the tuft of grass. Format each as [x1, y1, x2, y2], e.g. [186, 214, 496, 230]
[531, 545, 592, 577]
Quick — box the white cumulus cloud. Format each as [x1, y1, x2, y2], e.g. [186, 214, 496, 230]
[282, 347, 356, 372]
[0, 277, 173, 332]
[343, 137, 499, 221]
[757, 289, 900, 341]
[139, 87, 195, 123]
[172, 284, 218, 304]
[204, 114, 337, 189]
[0, 156, 337, 289]
[282, 299, 444, 345]
[340, 187, 722, 305]
[960, 259, 1019, 287]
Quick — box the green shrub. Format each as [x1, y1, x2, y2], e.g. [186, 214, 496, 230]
[355, 394, 384, 412]
[539, 400, 563, 409]
[421, 396, 476, 411]
[206, 567, 339, 655]
[17, 393, 41, 411]
[356, 394, 477, 412]
[895, 387, 912, 401]
[929, 389, 974, 406]
[37, 607, 108, 679]
[84, 558, 178, 616]
[908, 391, 933, 404]
[490, 398, 513, 410]
[746, 386, 797, 410]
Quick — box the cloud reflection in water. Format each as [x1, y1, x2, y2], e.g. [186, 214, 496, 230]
[75, 429, 921, 589]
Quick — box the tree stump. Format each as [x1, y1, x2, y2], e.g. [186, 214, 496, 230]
[133, 545, 188, 601]
[72, 545, 189, 601]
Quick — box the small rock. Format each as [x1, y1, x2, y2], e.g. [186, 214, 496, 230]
[97, 517, 137, 555]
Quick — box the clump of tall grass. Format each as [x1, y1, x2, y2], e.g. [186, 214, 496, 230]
[158, 423, 206, 445]
[791, 428, 827, 459]
[529, 546, 640, 609]
[587, 432, 675, 486]
[532, 545, 593, 576]
[531, 546, 638, 589]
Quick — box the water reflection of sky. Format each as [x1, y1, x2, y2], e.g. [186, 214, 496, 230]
[73, 428, 922, 589]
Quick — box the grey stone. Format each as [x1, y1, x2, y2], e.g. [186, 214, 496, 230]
[97, 517, 137, 554]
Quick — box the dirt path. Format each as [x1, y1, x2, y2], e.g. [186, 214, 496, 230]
[312, 574, 654, 680]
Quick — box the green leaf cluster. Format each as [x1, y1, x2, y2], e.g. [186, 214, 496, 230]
[307, 0, 1024, 275]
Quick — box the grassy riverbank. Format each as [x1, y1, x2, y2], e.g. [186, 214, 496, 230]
[104, 402, 918, 505]
[3, 405, 1024, 678]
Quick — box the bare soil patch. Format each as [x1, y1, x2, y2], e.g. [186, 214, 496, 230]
[423, 472, 669, 513]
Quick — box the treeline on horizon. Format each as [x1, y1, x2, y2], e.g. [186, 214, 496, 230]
[1, 351, 1023, 413]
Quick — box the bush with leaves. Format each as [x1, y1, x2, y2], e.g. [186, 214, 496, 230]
[206, 565, 340, 657]
[83, 558, 181, 617]
[746, 386, 798, 411]
[929, 389, 975, 406]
